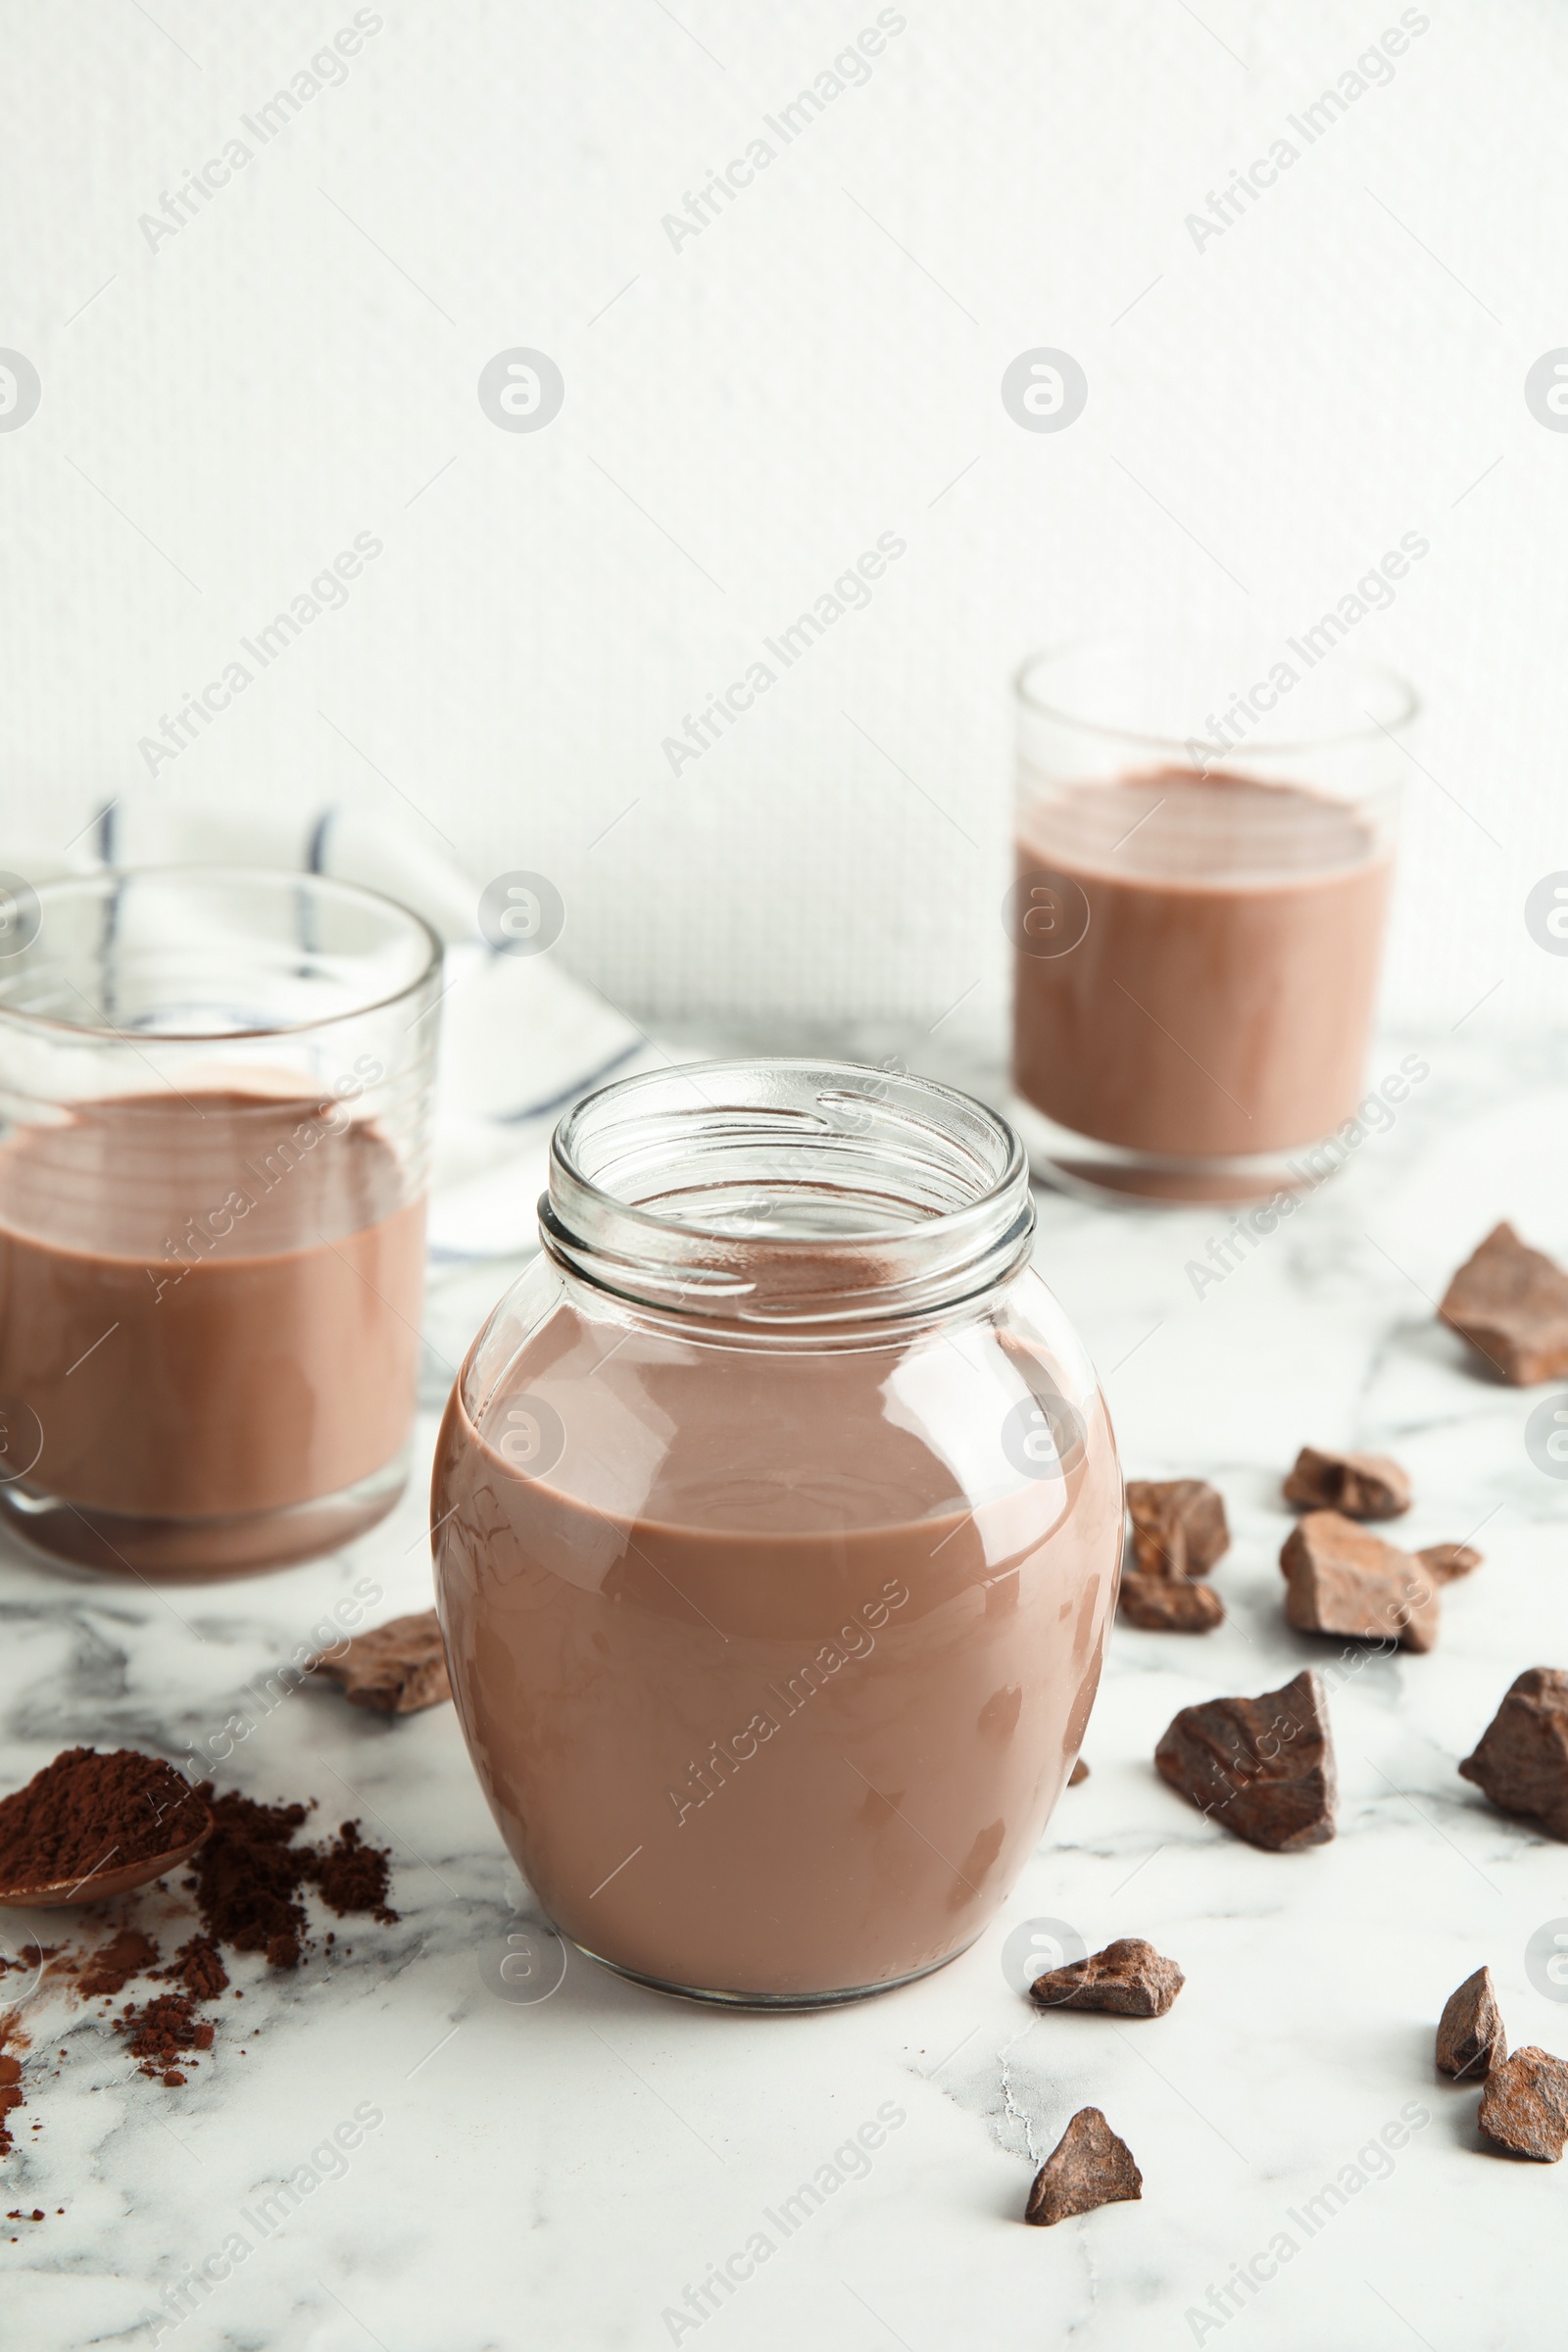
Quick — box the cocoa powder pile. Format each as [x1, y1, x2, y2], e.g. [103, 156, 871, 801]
[187, 1788, 396, 1971]
[0, 1754, 397, 2150]
[0, 1749, 208, 1894]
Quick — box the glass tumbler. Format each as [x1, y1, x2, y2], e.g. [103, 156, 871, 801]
[0, 867, 442, 1577]
[432, 1058, 1123, 2008]
[1010, 634, 1414, 1203]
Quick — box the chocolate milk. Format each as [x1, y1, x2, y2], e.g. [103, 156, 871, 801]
[0, 1092, 424, 1574]
[1013, 769, 1392, 1157]
[432, 1303, 1120, 2002]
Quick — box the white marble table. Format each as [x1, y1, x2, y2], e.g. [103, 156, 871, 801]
[4, 1025, 1568, 2352]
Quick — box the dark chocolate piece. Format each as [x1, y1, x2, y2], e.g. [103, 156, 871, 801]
[1028, 1936, 1183, 2018]
[1459, 1668, 1568, 1840]
[1024, 2107, 1143, 2225]
[1478, 2047, 1568, 2160]
[1417, 1542, 1483, 1583]
[305, 1611, 452, 1716]
[1436, 1965, 1506, 2079]
[1119, 1572, 1224, 1633]
[1440, 1222, 1568, 1385]
[1068, 1758, 1090, 1787]
[1279, 1511, 1439, 1651]
[1126, 1479, 1229, 1577]
[1154, 1668, 1336, 1851]
[1283, 1446, 1410, 1520]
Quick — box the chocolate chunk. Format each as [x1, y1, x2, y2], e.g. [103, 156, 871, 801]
[1029, 1936, 1184, 2018]
[1126, 1479, 1229, 1577]
[1440, 1222, 1568, 1385]
[1068, 1758, 1090, 1787]
[1024, 2107, 1143, 2225]
[1436, 1966, 1506, 2079]
[1417, 1542, 1484, 1584]
[1458, 1668, 1568, 1839]
[1283, 1446, 1411, 1521]
[305, 1611, 452, 1716]
[1118, 1572, 1224, 1633]
[1477, 2047, 1568, 2160]
[1279, 1512, 1439, 1651]
[1155, 1667, 1336, 1851]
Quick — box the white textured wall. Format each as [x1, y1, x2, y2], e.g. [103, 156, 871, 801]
[2, 0, 1564, 1041]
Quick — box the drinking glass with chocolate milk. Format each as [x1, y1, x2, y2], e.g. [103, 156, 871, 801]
[0, 869, 442, 1575]
[1010, 635, 1415, 1203]
[432, 1059, 1122, 2006]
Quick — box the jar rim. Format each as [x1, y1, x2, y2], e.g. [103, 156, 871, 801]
[543, 1057, 1035, 1327]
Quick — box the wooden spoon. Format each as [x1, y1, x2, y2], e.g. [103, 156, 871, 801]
[0, 1809, 213, 1909]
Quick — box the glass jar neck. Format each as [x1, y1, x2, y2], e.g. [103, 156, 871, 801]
[540, 1060, 1034, 1332]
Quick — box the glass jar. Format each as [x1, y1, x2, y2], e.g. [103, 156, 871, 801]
[0, 867, 442, 1577]
[1011, 633, 1414, 1204]
[432, 1059, 1122, 2008]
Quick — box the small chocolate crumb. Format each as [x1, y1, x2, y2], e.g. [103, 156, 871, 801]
[1436, 1966, 1506, 2080]
[1478, 2046, 1568, 2160]
[1279, 1512, 1439, 1651]
[1126, 1479, 1229, 1578]
[1119, 1571, 1224, 1634]
[1418, 1542, 1484, 1584]
[1029, 1936, 1184, 2018]
[1155, 1668, 1336, 1852]
[1459, 1669, 1568, 1840]
[1025, 2107, 1142, 2225]
[305, 1610, 452, 1715]
[1068, 1759, 1090, 1787]
[1283, 1446, 1411, 1521]
[1440, 1222, 1568, 1385]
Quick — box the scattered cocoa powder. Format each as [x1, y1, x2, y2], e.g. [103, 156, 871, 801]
[159, 1936, 229, 2001]
[117, 1991, 215, 2083]
[77, 1929, 161, 2000]
[312, 1823, 396, 1923]
[0, 2050, 22, 2158]
[0, 1757, 397, 2158]
[188, 1788, 315, 1967]
[0, 1749, 208, 1895]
